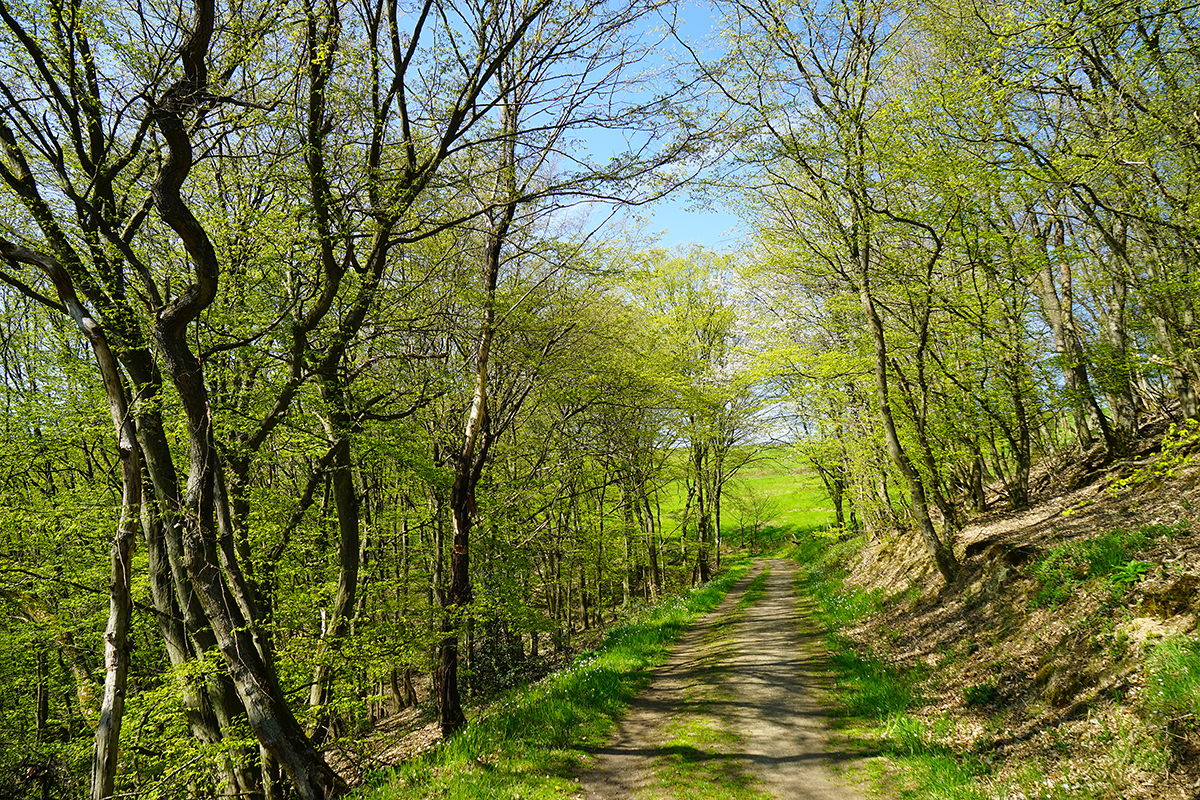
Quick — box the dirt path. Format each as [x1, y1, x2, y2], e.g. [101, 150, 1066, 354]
[579, 559, 867, 800]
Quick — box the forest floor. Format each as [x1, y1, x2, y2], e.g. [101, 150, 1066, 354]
[350, 425, 1199, 799]
[826, 419, 1200, 799]
[577, 558, 869, 800]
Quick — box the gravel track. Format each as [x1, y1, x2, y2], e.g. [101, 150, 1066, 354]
[578, 558, 868, 800]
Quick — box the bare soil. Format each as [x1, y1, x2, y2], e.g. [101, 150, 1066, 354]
[578, 558, 868, 799]
[839, 424, 1200, 799]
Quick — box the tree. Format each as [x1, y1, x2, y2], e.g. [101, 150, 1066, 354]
[709, 0, 961, 581]
[424, 0, 707, 735]
[624, 247, 744, 582]
[0, 0, 702, 789]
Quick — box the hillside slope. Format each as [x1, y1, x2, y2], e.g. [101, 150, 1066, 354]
[828, 420, 1200, 799]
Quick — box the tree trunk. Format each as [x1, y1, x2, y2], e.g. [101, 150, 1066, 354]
[34, 645, 48, 744]
[1027, 216, 1119, 452]
[1006, 362, 1033, 511]
[75, 306, 139, 800]
[139, 1, 347, 792]
[437, 463, 473, 736]
[860, 270, 958, 583]
[833, 483, 846, 530]
[137, 394, 258, 797]
[309, 388, 362, 744]
[1102, 273, 1138, 439]
[621, 483, 635, 606]
[580, 563, 590, 630]
[4, 232, 147, 800]
[644, 491, 661, 600]
[969, 450, 986, 513]
[713, 477, 723, 571]
[891, 358, 959, 535]
[692, 439, 712, 583]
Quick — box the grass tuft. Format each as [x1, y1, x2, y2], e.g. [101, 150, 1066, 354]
[1143, 635, 1200, 732]
[828, 645, 916, 719]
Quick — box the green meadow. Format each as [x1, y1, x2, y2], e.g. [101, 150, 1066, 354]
[657, 445, 835, 555]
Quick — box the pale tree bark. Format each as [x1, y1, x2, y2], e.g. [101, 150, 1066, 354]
[1021, 206, 1120, 453]
[0, 90, 261, 800]
[0, 239, 139, 800]
[434, 179, 573, 733]
[86, 326, 139, 800]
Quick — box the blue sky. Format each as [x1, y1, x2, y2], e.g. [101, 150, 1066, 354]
[570, 162, 747, 252]
[638, 198, 744, 251]
[546, 0, 747, 253]
[636, 1, 744, 252]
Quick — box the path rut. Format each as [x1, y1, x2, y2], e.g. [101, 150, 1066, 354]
[578, 559, 867, 799]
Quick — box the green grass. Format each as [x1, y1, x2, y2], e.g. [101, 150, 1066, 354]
[726, 569, 769, 621]
[786, 530, 993, 800]
[693, 566, 771, 678]
[787, 526, 1181, 800]
[779, 514, 1198, 800]
[1029, 523, 1189, 607]
[720, 446, 836, 550]
[650, 445, 834, 566]
[359, 560, 752, 799]
[1143, 635, 1200, 732]
[793, 523, 1200, 800]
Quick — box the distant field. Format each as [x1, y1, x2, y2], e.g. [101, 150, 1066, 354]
[657, 445, 835, 553]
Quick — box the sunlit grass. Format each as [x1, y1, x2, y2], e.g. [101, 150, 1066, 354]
[787, 532, 994, 800]
[1144, 635, 1200, 732]
[360, 561, 752, 799]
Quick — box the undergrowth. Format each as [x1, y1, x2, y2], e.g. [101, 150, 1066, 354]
[790, 523, 1199, 800]
[1029, 522, 1188, 607]
[359, 560, 751, 799]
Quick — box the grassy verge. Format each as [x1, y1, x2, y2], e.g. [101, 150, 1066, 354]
[1144, 635, 1200, 736]
[787, 533, 993, 800]
[359, 560, 752, 799]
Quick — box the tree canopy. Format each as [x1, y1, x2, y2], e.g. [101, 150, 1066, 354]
[1, 0, 1198, 795]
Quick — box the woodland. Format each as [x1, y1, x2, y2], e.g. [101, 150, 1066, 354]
[0, 0, 1196, 797]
